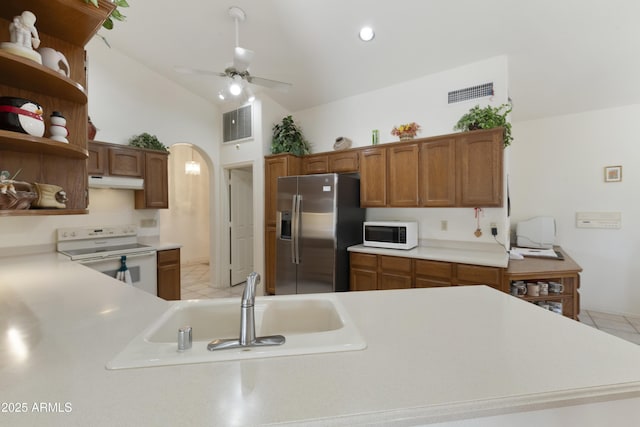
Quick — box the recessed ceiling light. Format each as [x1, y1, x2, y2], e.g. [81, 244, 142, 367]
[359, 26, 375, 42]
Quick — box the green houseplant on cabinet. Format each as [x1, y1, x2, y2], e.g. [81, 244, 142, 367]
[454, 103, 513, 147]
[271, 115, 311, 156]
[128, 133, 168, 152]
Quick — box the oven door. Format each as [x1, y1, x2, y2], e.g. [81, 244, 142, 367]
[79, 251, 158, 296]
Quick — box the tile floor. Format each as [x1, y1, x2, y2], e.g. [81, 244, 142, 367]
[180, 263, 245, 300]
[180, 263, 640, 345]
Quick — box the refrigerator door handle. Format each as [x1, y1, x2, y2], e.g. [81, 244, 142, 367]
[291, 195, 297, 264]
[293, 194, 302, 264]
[296, 194, 302, 264]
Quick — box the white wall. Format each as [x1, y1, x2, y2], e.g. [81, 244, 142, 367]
[511, 104, 640, 316]
[292, 56, 511, 245]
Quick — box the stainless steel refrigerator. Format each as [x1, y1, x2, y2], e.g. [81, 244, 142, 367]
[275, 173, 365, 294]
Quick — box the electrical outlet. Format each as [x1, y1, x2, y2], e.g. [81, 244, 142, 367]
[441, 220, 448, 231]
[490, 223, 498, 236]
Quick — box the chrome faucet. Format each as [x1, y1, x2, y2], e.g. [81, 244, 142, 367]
[207, 272, 285, 351]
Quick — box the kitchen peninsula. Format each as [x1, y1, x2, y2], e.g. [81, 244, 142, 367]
[1, 252, 640, 426]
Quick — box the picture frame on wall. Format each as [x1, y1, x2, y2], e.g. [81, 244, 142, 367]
[604, 165, 622, 182]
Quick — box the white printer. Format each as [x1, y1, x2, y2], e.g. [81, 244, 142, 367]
[516, 216, 556, 249]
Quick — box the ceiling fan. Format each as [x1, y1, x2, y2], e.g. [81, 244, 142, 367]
[175, 6, 292, 99]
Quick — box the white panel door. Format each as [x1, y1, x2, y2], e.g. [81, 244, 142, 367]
[230, 168, 254, 285]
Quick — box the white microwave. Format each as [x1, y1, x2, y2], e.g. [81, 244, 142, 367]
[363, 221, 418, 250]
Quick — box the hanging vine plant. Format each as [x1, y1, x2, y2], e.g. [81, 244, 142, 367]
[454, 103, 513, 147]
[83, 0, 129, 30]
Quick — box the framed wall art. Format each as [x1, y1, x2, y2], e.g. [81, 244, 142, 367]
[604, 165, 622, 182]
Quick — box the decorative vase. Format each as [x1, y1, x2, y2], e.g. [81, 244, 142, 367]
[399, 134, 414, 141]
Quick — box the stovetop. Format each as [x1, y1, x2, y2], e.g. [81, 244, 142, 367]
[56, 225, 156, 261]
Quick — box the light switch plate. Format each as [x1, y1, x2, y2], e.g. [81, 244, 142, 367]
[575, 212, 621, 229]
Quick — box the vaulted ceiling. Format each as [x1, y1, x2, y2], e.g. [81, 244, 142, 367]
[101, 0, 640, 122]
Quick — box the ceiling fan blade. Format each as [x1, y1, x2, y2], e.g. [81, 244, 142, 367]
[233, 47, 254, 73]
[247, 75, 292, 93]
[174, 66, 227, 78]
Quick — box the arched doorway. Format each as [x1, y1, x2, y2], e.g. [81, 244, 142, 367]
[160, 143, 215, 299]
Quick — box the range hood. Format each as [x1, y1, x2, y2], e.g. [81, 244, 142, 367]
[88, 175, 144, 190]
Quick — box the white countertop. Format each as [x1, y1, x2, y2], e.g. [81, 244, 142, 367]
[137, 236, 182, 251]
[1, 252, 640, 426]
[349, 239, 509, 268]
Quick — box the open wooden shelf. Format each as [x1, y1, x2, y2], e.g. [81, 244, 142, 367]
[0, 130, 88, 158]
[0, 51, 87, 103]
[0, 208, 88, 216]
[0, 0, 115, 47]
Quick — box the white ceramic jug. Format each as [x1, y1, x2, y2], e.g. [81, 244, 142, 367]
[38, 47, 70, 77]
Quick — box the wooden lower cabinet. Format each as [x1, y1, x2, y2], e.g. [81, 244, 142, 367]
[349, 247, 581, 320]
[415, 259, 453, 288]
[504, 247, 582, 320]
[265, 226, 277, 295]
[350, 252, 503, 291]
[157, 248, 181, 300]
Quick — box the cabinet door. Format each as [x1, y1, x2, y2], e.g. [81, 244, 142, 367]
[87, 143, 107, 175]
[359, 147, 387, 207]
[456, 264, 503, 290]
[265, 226, 277, 295]
[419, 138, 456, 206]
[264, 155, 300, 226]
[379, 255, 412, 290]
[109, 146, 144, 177]
[135, 152, 168, 209]
[349, 252, 378, 291]
[388, 144, 419, 207]
[328, 151, 359, 173]
[302, 154, 328, 174]
[456, 130, 503, 207]
[415, 259, 453, 288]
[157, 249, 181, 300]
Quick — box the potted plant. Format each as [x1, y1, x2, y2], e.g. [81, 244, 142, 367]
[391, 122, 421, 141]
[453, 103, 513, 147]
[128, 133, 168, 152]
[271, 115, 311, 156]
[83, 0, 129, 30]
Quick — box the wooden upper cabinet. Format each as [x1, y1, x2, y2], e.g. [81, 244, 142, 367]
[328, 150, 359, 173]
[388, 144, 419, 207]
[359, 147, 387, 207]
[87, 142, 107, 175]
[135, 151, 169, 209]
[456, 129, 503, 207]
[419, 138, 456, 206]
[264, 154, 301, 226]
[302, 154, 328, 175]
[109, 146, 144, 177]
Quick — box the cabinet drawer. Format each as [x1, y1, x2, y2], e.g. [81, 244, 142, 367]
[380, 255, 412, 273]
[379, 273, 412, 290]
[415, 259, 453, 280]
[415, 277, 450, 288]
[350, 252, 377, 269]
[157, 248, 180, 266]
[457, 264, 502, 286]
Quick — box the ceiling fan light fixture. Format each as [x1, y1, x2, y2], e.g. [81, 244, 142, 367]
[229, 76, 243, 96]
[359, 26, 375, 42]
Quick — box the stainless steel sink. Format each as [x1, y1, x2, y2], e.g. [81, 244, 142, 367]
[107, 293, 366, 369]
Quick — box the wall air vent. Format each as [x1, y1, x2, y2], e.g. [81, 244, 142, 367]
[223, 104, 252, 143]
[448, 82, 494, 104]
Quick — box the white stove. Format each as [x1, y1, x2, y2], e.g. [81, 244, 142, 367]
[57, 225, 158, 296]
